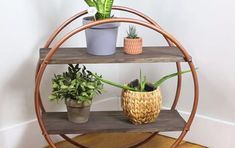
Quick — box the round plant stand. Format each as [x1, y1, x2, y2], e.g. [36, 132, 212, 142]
[35, 6, 199, 148]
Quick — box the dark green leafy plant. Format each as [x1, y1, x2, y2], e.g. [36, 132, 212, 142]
[127, 25, 139, 39]
[93, 69, 194, 92]
[85, 0, 114, 20]
[48, 64, 103, 105]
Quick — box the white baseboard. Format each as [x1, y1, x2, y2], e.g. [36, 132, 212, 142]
[1, 98, 234, 148]
[0, 119, 69, 148]
[161, 107, 235, 148]
[0, 119, 46, 148]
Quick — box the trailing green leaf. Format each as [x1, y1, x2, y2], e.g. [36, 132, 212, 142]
[153, 69, 196, 88]
[93, 69, 196, 92]
[93, 73, 136, 91]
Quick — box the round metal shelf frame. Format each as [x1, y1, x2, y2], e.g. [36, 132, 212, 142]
[35, 6, 199, 148]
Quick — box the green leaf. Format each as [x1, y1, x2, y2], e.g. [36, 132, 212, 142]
[52, 83, 58, 88]
[71, 79, 76, 85]
[89, 91, 95, 97]
[140, 76, 147, 92]
[93, 73, 136, 91]
[82, 65, 87, 75]
[68, 67, 72, 73]
[103, 0, 113, 18]
[83, 100, 92, 107]
[68, 85, 75, 89]
[48, 95, 57, 101]
[81, 92, 89, 97]
[69, 64, 76, 73]
[85, 0, 96, 7]
[78, 96, 86, 101]
[59, 80, 64, 86]
[87, 85, 95, 89]
[153, 69, 195, 88]
[97, 0, 104, 14]
[81, 85, 85, 91]
[61, 85, 68, 89]
[75, 64, 79, 70]
[76, 72, 81, 79]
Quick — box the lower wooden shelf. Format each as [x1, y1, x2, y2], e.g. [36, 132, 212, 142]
[42, 110, 186, 135]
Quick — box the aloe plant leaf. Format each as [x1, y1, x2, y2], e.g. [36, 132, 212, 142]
[93, 73, 136, 91]
[153, 69, 194, 88]
[139, 70, 147, 92]
[141, 76, 147, 92]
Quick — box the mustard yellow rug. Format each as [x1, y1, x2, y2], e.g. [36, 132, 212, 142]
[47, 133, 206, 148]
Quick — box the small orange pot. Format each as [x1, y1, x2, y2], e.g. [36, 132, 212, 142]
[124, 37, 143, 55]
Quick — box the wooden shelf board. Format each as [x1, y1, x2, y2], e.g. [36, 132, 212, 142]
[40, 47, 190, 64]
[42, 110, 186, 135]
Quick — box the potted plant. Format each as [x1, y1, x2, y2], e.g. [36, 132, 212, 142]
[93, 69, 192, 124]
[124, 25, 143, 55]
[48, 64, 103, 123]
[83, 0, 120, 55]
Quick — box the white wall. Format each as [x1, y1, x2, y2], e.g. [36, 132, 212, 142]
[0, 0, 235, 147]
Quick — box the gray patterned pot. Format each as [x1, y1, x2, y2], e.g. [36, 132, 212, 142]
[83, 16, 120, 55]
[65, 99, 91, 123]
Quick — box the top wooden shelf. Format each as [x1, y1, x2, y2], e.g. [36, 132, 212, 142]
[40, 46, 190, 64]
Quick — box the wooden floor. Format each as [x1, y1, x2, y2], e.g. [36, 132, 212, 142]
[47, 133, 206, 148]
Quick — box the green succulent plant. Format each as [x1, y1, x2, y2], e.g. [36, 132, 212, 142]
[84, 0, 114, 20]
[48, 64, 103, 105]
[93, 69, 194, 92]
[127, 25, 139, 39]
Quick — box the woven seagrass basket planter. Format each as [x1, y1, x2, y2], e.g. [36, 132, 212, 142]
[121, 88, 162, 125]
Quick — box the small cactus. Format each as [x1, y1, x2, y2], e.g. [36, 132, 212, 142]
[127, 25, 139, 39]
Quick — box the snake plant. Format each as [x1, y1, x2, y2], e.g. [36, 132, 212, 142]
[93, 69, 194, 92]
[84, 0, 114, 20]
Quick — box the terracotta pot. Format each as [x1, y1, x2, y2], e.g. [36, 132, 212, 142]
[124, 37, 143, 55]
